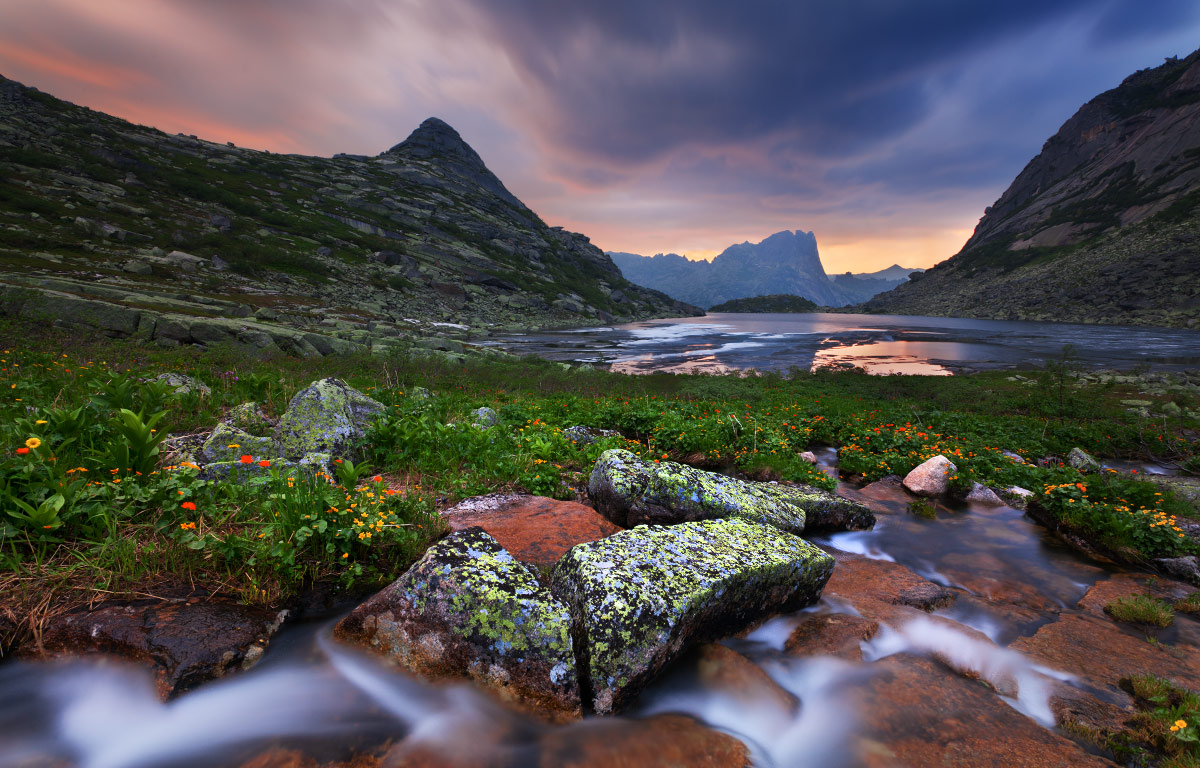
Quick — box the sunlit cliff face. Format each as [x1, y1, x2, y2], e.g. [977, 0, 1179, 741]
[2, 0, 1198, 272]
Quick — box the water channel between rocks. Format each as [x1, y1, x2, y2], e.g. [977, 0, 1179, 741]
[0, 451, 1181, 768]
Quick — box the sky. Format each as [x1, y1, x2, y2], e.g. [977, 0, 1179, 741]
[2, 1, 1199, 272]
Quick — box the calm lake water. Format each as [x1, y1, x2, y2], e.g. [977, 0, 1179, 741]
[486, 312, 1200, 375]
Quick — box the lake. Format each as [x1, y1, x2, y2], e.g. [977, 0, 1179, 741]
[486, 312, 1200, 375]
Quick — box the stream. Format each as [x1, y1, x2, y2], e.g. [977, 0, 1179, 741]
[0, 451, 1162, 768]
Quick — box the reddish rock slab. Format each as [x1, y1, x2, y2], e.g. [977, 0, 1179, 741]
[377, 714, 750, 768]
[690, 643, 798, 714]
[1076, 572, 1193, 617]
[855, 653, 1113, 768]
[29, 599, 287, 698]
[784, 613, 880, 661]
[824, 552, 961, 616]
[441, 494, 621, 567]
[1010, 613, 1200, 699]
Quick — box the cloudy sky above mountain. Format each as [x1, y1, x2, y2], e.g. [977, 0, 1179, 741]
[2, 0, 1199, 271]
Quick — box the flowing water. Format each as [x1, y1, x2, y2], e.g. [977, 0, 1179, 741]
[485, 312, 1200, 375]
[0, 448, 1132, 768]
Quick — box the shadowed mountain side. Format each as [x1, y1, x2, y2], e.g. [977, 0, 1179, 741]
[0, 75, 700, 356]
[862, 49, 1200, 328]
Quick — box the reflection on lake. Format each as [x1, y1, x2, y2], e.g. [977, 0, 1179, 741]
[486, 312, 1200, 375]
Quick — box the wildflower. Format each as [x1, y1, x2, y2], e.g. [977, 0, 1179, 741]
[239, 455, 253, 464]
[181, 501, 197, 511]
[227, 443, 240, 449]
[35, 419, 47, 425]
[372, 475, 383, 483]
[258, 460, 270, 468]
[342, 552, 349, 558]
[25, 437, 41, 450]
[16, 447, 29, 455]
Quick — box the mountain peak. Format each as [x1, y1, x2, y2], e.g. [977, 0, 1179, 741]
[383, 117, 525, 210]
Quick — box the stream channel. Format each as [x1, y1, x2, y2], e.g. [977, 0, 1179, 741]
[0, 451, 1182, 768]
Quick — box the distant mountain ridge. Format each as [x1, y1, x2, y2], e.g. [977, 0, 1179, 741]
[863, 48, 1200, 328]
[0, 74, 698, 356]
[609, 231, 919, 308]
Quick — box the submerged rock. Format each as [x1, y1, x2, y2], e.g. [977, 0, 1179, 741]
[31, 599, 286, 698]
[552, 517, 834, 714]
[274, 378, 384, 459]
[334, 527, 580, 721]
[588, 448, 872, 535]
[902, 455, 956, 497]
[1067, 447, 1102, 473]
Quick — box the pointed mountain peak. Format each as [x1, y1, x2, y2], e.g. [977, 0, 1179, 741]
[383, 117, 525, 210]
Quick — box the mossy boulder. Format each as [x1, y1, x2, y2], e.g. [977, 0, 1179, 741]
[588, 448, 872, 534]
[225, 401, 272, 437]
[153, 372, 211, 397]
[334, 527, 580, 721]
[273, 378, 384, 460]
[1067, 447, 1102, 473]
[471, 406, 499, 428]
[551, 518, 834, 715]
[198, 422, 275, 464]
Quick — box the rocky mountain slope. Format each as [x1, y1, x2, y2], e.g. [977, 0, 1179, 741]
[863, 49, 1200, 328]
[0, 75, 698, 358]
[610, 232, 918, 308]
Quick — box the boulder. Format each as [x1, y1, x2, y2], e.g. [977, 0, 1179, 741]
[442, 494, 622, 567]
[471, 406, 499, 428]
[551, 517, 834, 714]
[153, 372, 211, 397]
[799, 450, 818, 464]
[225, 401, 273, 436]
[902, 455, 956, 497]
[563, 425, 622, 446]
[1155, 555, 1200, 586]
[165, 250, 207, 271]
[965, 482, 1004, 506]
[588, 448, 872, 535]
[198, 422, 275, 464]
[1066, 447, 1102, 473]
[334, 527, 580, 721]
[274, 378, 384, 459]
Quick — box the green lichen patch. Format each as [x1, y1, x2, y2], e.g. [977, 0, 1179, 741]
[551, 517, 834, 714]
[198, 422, 275, 464]
[273, 377, 384, 459]
[589, 448, 873, 534]
[225, 401, 273, 437]
[335, 527, 580, 720]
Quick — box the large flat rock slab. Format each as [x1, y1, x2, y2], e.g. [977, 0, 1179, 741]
[442, 494, 622, 567]
[334, 527, 580, 721]
[589, 448, 873, 534]
[552, 518, 834, 714]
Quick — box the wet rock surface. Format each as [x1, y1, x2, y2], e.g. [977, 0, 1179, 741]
[334, 527, 580, 721]
[855, 654, 1112, 768]
[551, 517, 834, 714]
[588, 448, 873, 534]
[29, 598, 286, 698]
[784, 613, 880, 661]
[441, 494, 622, 567]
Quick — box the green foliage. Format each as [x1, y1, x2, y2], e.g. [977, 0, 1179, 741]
[1104, 594, 1175, 627]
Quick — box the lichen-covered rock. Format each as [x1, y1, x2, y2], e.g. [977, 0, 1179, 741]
[273, 378, 384, 459]
[471, 406, 499, 428]
[153, 372, 211, 396]
[588, 448, 872, 535]
[563, 425, 622, 446]
[225, 401, 273, 436]
[551, 518, 834, 714]
[903, 455, 957, 497]
[1067, 447, 1102, 473]
[198, 422, 276, 464]
[334, 527, 580, 721]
